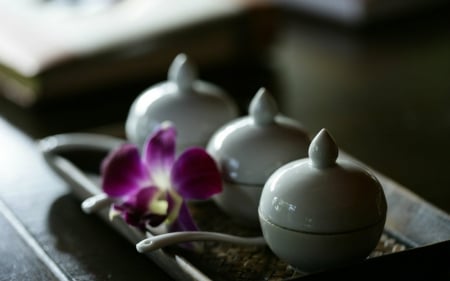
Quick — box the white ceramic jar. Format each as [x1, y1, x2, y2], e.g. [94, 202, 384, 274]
[206, 88, 310, 226]
[126, 53, 239, 152]
[259, 128, 387, 272]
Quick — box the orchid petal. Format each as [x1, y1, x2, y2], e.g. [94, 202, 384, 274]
[143, 122, 176, 177]
[132, 187, 165, 215]
[102, 144, 146, 197]
[143, 214, 167, 228]
[111, 202, 141, 227]
[171, 148, 222, 200]
[102, 123, 219, 235]
[114, 187, 169, 230]
[122, 210, 141, 227]
[169, 202, 199, 232]
[165, 189, 183, 225]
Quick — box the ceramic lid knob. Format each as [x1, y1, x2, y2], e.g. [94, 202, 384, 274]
[206, 88, 310, 184]
[168, 53, 197, 92]
[259, 128, 387, 233]
[249, 87, 278, 125]
[125, 53, 239, 151]
[308, 128, 338, 169]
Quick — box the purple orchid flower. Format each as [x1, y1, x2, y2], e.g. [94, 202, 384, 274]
[101, 122, 222, 232]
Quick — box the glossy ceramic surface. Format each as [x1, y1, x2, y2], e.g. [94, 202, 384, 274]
[259, 129, 387, 232]
[207, 88, 310, 184]
[213, 181, 263, 225]
[258, 129, 387, 270]
[259, 213, 385, 272]
[126, 53, 238, 151]
[207, 88, 310, 225]
[260, 159, 387, 232]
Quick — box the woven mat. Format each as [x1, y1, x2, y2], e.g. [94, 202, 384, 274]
[174, 201, 408, 281]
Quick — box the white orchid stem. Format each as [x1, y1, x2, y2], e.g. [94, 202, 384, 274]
[136, 231, 266, 253]
[81, 193, 112, 214]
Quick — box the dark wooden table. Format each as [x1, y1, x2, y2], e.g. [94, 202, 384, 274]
[1, 5, 450, 280]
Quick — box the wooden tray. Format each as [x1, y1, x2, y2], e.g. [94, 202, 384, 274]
[40, 133, 450, 281]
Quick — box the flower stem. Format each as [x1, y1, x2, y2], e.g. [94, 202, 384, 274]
[136, 231, 265, 253]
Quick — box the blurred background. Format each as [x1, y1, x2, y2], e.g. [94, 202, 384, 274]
[1, 0, 450, 214]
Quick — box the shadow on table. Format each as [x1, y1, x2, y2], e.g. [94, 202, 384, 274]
[48, 194, 173, 281]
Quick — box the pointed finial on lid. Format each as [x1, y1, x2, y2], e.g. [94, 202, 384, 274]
[309, 128, 339, 168]
[168, 53, 198, 93]
[249, 87, 278, 126]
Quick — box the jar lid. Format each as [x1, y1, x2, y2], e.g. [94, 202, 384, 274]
[206, 88, 310, 184]
[259, 129, 387, 233]
[126, 53, 238, 150]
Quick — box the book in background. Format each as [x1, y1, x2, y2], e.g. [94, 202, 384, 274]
[0, 0, 272, 107]
[0, 0, 446, 107]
